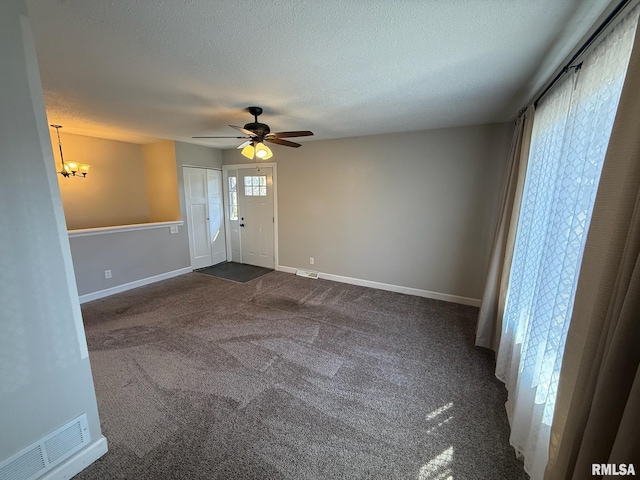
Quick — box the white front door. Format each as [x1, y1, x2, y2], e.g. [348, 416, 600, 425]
[238, 167, 274, 269]
[184, 167, 227, 269]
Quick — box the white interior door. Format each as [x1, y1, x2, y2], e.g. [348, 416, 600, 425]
[207, 169, 227, 265]
[184, 167, 226, 269]
[238, 167, 274, 269]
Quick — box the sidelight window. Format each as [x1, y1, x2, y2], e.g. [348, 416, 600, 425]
[228, 176, 238, 220]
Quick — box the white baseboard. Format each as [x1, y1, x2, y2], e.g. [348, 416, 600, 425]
[276, 265, 480, 307]
[276, 265, 298, 275]
[40, 436, 108, 480]
[79, 267, 193, 304]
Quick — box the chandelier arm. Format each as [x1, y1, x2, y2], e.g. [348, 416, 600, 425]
[53, 125, 66, 168]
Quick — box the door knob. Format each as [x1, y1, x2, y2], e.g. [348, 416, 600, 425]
[240, 223, 245, 227]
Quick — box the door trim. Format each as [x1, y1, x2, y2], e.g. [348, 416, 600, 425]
[222, 163, 278, 268]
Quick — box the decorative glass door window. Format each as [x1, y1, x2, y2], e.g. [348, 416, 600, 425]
[244, 175, 267, 196]
[228, 176, 238, 220]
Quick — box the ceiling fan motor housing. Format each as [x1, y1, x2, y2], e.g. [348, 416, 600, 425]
[245, 107, 270, 136]
[243, 122, 271, 136]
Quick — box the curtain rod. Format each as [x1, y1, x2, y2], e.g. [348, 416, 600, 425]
[532, 0, 632, 108]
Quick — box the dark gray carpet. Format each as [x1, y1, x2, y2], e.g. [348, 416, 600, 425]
[75, 271, 527, 479]
[196, 261, 273, 283]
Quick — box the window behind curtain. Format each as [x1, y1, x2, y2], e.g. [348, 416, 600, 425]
[494, 9, 639, 479]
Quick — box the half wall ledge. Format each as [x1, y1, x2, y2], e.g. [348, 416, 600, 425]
[68, 220, 184, 237]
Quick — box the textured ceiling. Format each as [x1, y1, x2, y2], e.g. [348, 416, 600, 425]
[25, 0, 612, 148]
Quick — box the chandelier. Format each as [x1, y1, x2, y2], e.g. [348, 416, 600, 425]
[51, 125, 90, 177]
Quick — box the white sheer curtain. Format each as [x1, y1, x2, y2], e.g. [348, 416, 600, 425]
[495, 9, 639, 480]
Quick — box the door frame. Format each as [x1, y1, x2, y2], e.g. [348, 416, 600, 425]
[222, 162, 278, 268]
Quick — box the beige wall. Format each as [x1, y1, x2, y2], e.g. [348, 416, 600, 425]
[223, 123, 512, 300]
[51, 131, 150, 229]
[143, 141, 180, 222]
[50, 133, 184, 229]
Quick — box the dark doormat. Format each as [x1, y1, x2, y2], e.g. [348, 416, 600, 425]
[195, 261, 273, 283]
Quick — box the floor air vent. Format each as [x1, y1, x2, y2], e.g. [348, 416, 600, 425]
[0, 414, 90, 480]
[296, 269, 319, 279]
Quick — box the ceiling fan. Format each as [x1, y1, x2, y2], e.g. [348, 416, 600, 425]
[193, 106, 314, 159]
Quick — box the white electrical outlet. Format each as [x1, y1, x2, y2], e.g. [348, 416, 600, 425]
[309, 257, 314, 265]
[104, 270, 112, 279]
[170, 225, 178, 234]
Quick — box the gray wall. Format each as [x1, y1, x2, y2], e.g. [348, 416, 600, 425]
[0, 0, 104, 469]
[70, 227, 191, 296]
[223, 123, 512, 300]
[175, 140, 223, 224]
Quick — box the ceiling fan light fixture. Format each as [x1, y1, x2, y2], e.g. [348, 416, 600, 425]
[255, 142, 272, 160]
[241, 144, 255, 159]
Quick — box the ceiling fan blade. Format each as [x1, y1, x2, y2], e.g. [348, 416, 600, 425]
[266, 138, 301, 148]
[269, 131, 314, 138]
[237, 140, 252, 149]
[230, 125, 258, 137]
[192, 136, 250, 139]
